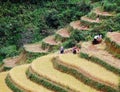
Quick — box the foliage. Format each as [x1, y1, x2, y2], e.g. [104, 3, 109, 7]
[95, 14, 120, 32]
[26, 52, 47, 63]
[62, 39, 76, 48]
[102, 0, 120, 13]
[0, 45, 19, 58]
[52, 58, 118, 92]
[70, 30, 86, 42]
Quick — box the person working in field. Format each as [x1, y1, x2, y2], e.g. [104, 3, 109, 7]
[72, 46, 77, 54]
[60, 46, 64, 54]
[92, 34, 102, 45]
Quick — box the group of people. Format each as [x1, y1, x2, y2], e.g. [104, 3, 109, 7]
[92, 34, 102, 45]
[60, 46, 79, 54]
[60, 33, 103, 54]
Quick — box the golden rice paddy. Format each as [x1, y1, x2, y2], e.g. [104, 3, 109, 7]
[0, 72, 12, 92]
[9, 64, 52, 92]
[31, 55, 99, 92]
[59, 54, 119, 87]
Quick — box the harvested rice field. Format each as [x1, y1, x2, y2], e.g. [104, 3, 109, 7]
[81, 42, 120, 69]
[24, 43, 48, 53]
[43, 36, 59, 45]
[9, 64, 52, 92]
[58, 54, 119, 87]
[107, 32, 120, 45]
[0, 72, 12, 92]
[31, 55, 99, 92]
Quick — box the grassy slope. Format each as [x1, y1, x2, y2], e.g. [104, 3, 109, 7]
[0, 72, 12, 92]
[58, 54, 119, 87]
[31, 55, 99, 92]
[9, 64, 52, 92]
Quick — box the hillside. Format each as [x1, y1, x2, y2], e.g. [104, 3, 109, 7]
[0, 0, 120, 92]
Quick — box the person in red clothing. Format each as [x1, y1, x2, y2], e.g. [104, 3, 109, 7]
[72, 46, 77, 54]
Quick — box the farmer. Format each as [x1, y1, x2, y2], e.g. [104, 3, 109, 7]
[92, 34, 102, 45]
[60, 46, 64, 54]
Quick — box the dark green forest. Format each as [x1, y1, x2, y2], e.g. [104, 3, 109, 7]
[0, 0, 120, 62]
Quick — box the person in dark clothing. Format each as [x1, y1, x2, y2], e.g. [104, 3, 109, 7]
[60, 46, 64, 54]
[72, 46, 77, 54]
[92, 34, 102, 45]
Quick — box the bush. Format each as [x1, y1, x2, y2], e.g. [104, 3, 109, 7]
[104, 3, 117, 11]
[70, 30, 86, 42]
[62, 39, 76, 48]
[0, 45, 18, 57]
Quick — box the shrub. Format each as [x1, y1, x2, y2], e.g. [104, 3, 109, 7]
[0, 45, 18, 57]
[70, 30, 86, 42]
[62, 39, 76, 48]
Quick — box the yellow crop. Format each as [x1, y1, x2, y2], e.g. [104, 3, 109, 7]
[59, 54, 119, 87]
[31, 55, 99, 92]
[9, 64, 52, 92]
[0, 72, 12, 92]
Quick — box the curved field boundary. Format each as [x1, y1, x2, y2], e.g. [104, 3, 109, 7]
[9, 64, 52, 92]
[31, 55, 99, 92]
[52, 54, 119, 88]
[3, 51, 27, 68]
[69, 21, 91, 31]
[5, 74, 24, 92]
[56, 28, 70, 38]
[52, 57, 118, 92]
[105, 32, 120, 58]
[80, 42, 120, 74]
[27, 67, 69, 92]
[81, 16, 101, 23]
[43, 36, 60, 46]
[24, 43, 48, 53]
[93, 8, 114, 17]
[0, 72, 12, 92]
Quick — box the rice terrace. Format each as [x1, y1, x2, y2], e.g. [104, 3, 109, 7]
[0, 0, 120, 92]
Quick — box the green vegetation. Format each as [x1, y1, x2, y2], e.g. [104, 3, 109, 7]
[0, 0, 92, 61]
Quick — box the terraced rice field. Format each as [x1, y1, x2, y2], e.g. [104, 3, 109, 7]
[57, 54, 119, 88]
[93, 8, 113, 16]
[31, 55, 99, 92]
[81, 42, 120, 68]
[70, 21, 90, 30]
[0, 72, 12, 92]
[107, 32, 120, 44]
[43, 36, 59, 45]
[24, 43, 48, 53]
[56, 28, 70, 38]
[9, 64, 52, 92]
[81, 16, 100, 23]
